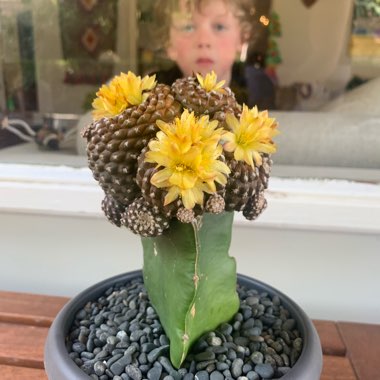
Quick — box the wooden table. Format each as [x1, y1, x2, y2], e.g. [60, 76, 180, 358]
[0, 291, 379, 380]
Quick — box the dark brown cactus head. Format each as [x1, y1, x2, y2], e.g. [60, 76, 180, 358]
[101, 193, 128, 227]
[121, 197, 170, 237]
[84, 82, 182, 205]
[171, 74, 240, 119]
[243, 191, 268, 221]
[85, 71, 279, 234]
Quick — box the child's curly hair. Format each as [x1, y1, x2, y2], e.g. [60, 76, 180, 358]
[149, 0, 256, 54]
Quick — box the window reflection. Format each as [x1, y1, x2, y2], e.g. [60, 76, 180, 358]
[0, 0, 379, 180]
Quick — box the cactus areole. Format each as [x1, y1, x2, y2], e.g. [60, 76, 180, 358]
[83, 70, 279, 367]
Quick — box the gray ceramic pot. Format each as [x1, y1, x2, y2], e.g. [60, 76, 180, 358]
[45, 271, 323, 379]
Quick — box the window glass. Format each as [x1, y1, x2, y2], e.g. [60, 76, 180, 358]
[0, 0, 379, 181]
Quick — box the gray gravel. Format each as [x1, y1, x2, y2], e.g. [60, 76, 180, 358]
[67, 277, 303, 379]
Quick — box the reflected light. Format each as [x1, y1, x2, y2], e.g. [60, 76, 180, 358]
[259, 15, 270, 26]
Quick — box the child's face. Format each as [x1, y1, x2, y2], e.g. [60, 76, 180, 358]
[166, 0, 243, 84]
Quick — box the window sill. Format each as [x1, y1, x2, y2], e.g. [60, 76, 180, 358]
[1, 162, 380, 235]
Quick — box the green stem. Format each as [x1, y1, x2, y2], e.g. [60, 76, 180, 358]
[142, 212, 239, 368]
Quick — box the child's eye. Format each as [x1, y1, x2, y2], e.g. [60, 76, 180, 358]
[180, 23, 195, 32]
[213, 23, 228, 31]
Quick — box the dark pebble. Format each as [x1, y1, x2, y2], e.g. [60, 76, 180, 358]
[142, 342, 158, 353]
[233, 321, 241, 331]
[261, 314, 276, 326]
[178, 368, 188, 377]
[246, 296, 259, 306]
[250, 351, 263, 364]
[245, 327, 262, 337]
[195, 370, 209, 380]
[130, 329, 145, 342]
[81, 351, 95, 360]
[126, 344, 138, 356]
[140, 364, 151, 374]
[281, 353, 290, 367]
[219, 323, 233, 336]
[139, 352, 148, 365]
[242, 364, 252, 374]
[246, 371, 259, 380]
[194, 351, 215, 362]
[189, 360, 196, 374]
[67, 279, 303, 380]
[76, 309, 87, 319]
[93, 361, 106, 376]
[223, 342, 237, 350]
[196, 360, 217, 371]
[227, 348, 237, 361]
[216, 362, 229, 371]
[234, 337, 249, 346]
[72, 342, 86, 353]
[242, 319, 255, 330]
[276, 366, 291, 376]
[231, 358, 244, 378]
[283, 319, 296, 331]
[148, 366, 162, 380]
[125, 364, 143, 380]
[160, 335, 169, 346]
[207, 346, 227, 354]
[158, 356, 176, 375]
[264, 354, 276, 366]
[106, 353, 123, 367]
[81, 360, 95, 375]
[147, 345, 169, 363]
[254, 363, 274, 379]
[110, 355, 132, 376]
[207, 336, 223, 346]
[95, 350, 108, 360]
[293, 337, 303, 352]
[210, 370, 224, 380]
[243, 308, 252, 320]
[86, 336, 95, 352]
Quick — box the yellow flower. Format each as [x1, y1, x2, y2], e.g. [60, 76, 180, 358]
[92, 71, 156, 120]
[223, 105, 279, 168]
[145, 110, 230, 209]
[196, 71, 225, 93]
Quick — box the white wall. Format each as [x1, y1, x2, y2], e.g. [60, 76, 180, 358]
[1, 163, 380, 324]
[1, 209, 379, 324]
[233, 226, 380, 324]
[272, 0, 354, 89]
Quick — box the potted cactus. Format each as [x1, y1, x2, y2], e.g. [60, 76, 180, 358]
[45, 71, 322, 379]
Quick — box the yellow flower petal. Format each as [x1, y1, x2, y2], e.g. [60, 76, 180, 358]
[145, 110, 229, 209]
[164, 186, 181, 206]
[170, 170, 197, 189]
[182, 189, 196, 209]
[223, 106, 279, 168]
[151, 168, 172, 187]
[196, 71, 225, 92]
[91, 71, 156, 120]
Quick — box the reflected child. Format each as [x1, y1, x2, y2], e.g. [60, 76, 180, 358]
[153, 0, 275, 109]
